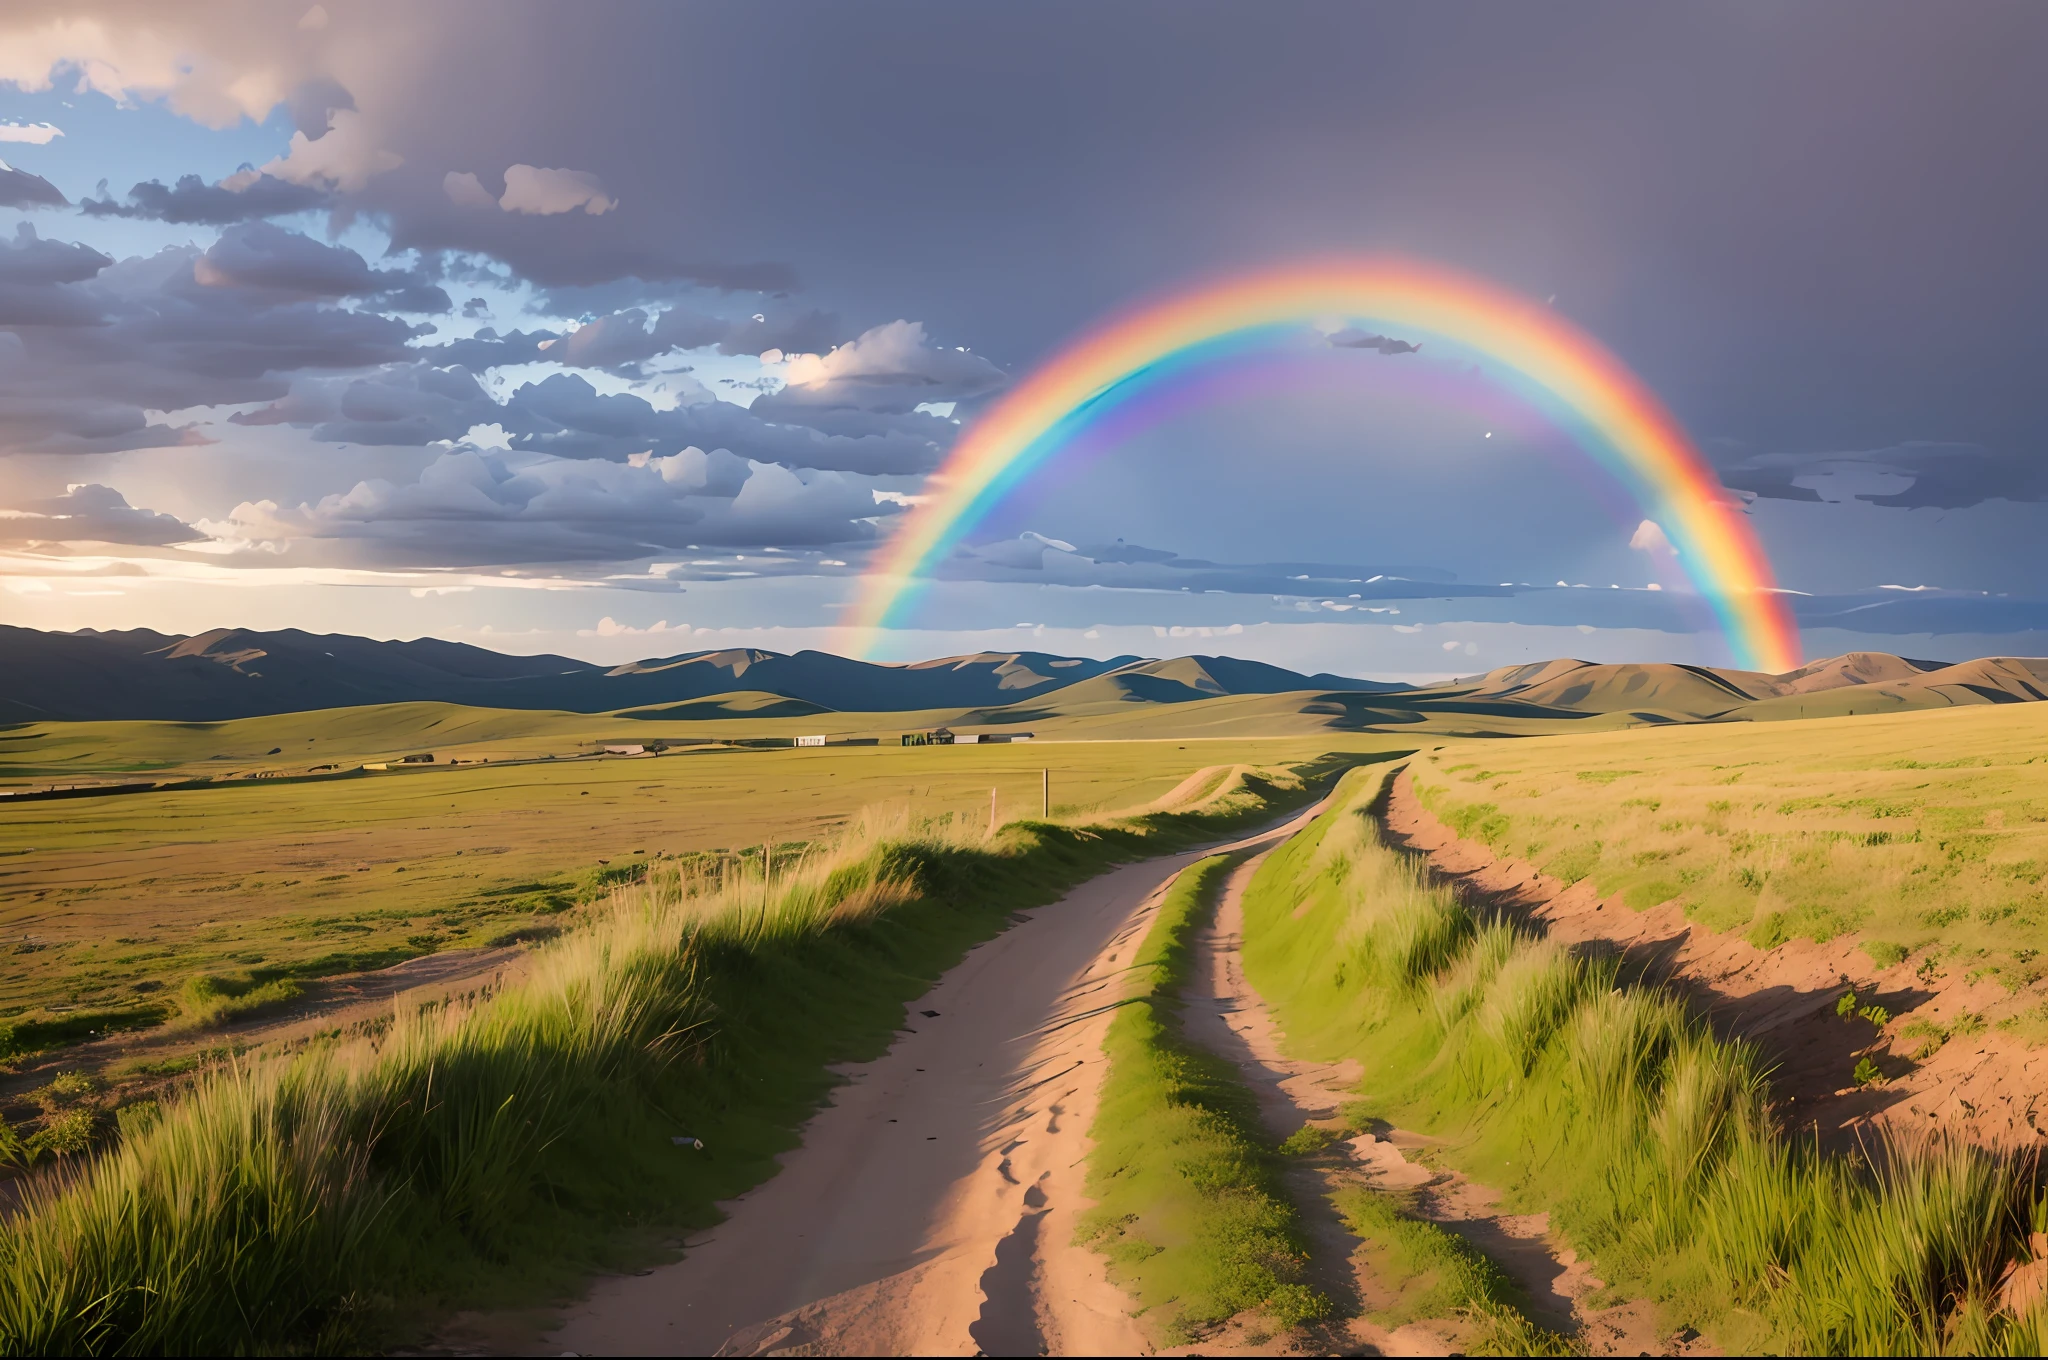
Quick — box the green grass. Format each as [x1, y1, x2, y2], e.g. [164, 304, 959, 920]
[1239, 764, 2048, 1354]
[0, 752, 1355, 1354]
[1075, 855, 1327, 1344]
[1332, 1188, 1571, 1355]
[0, 715, 1407, 1045]
[1406, 702, 2048, 1002]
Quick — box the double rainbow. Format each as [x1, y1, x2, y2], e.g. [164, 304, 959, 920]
[844, 257, 1803, 674]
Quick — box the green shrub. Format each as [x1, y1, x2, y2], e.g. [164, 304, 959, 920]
[113, 1101, 161, 1143]
[176, 975, 306, 1029]
[1277, 1124, 1342, 1156]
[0, 1008, 166, 1062]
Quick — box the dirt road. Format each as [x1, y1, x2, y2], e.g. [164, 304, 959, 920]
[546, 807, 1327, 1358]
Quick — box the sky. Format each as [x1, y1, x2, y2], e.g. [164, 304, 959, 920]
[0, 0, 2043, 679]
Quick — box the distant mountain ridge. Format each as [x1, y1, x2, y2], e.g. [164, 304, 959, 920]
[0, 626, 1402, 722]
[1414, 652, 2048, 723]
[3, 628, 2044, 728]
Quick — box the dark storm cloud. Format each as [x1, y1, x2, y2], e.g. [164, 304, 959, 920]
[505, 373, 947, 474]
[285, 77, 358, 139]
[243, 317, 1007, 474]
[0, 229, 110, 286]
[229, 362, 496, 446]
[4, 2, 2047, 619]
[228, 362, 959, 476]
[0, 483, 201, 546]
[949, 533, 1496, 602]
[1849, 445, 2048, 511]
[1794, 591, 2048, 636]
[195, 222, 451, 312]
[1715, 443, 2048, 511]
[707, 309, 846, 358]
[1328, 330, 1421, 355]
[0, 162, 66, 209]
[0, 225, 426, 454]
[408, 306, 853, 379]
[80, 173, 331, 224]
[313, 1, 2048, 564]
[214, 446, 894, 567]
[0, 226, 111, 326]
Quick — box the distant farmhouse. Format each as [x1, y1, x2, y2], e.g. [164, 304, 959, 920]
[901, 728, 1034, 746]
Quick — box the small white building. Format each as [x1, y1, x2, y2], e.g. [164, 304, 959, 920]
[795, 734, 828, 747]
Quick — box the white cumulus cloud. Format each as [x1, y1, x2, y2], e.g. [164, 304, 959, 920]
[442, 169, 497, 208]
[259, 109, 401, 192]
[1629, 518, 1677, 555]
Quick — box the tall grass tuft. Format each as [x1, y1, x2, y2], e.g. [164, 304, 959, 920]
[0, 757, 1340, 1355]
[1237, 763, 2048, 1355]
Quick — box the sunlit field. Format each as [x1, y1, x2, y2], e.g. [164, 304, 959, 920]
[1410, 702, 2048, 993]
[0, 751, 1346, 1353]
[0, 704, 1406, 1044]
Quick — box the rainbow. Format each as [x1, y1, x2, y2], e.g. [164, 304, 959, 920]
[845, 257, 1803, 673]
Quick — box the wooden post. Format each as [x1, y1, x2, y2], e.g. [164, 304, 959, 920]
[989, 786, 997, 837]
[763, 840, 772, 885]
[1043, 767, 1050, 819]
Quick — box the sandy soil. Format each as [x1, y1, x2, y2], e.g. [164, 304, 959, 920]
[1385, 768, 2047, 1151]
[1164, 854, 1698, 1358]
[539, 807, 1329, 1358]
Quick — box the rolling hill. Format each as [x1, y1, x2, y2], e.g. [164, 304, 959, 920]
[3, 626, 2044, 736]
[0, 626, 1399, 722]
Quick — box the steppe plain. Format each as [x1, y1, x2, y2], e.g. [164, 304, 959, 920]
[5, 644, 2048, 1355]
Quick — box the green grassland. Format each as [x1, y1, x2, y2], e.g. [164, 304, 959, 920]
[0, 751, 1351, 1354]
[1078, 847, 1564, 1352]
[1078, 855, 1328, 1342]
[0, 697, 1410, 1052]
[1240, 765, 2048, 1354]
[1409, 701, 2048, 994]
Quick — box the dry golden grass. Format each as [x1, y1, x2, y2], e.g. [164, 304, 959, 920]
[0, 724, 1406, 1048]
[1410, 701, 2048, 998]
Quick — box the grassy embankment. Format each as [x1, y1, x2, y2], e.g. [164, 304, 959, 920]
[1405, 703, 2048, 1009]
[1076, 855, 1326, 1342]
[1077, 839, 1564, 1352]
[0, 719, 1397, 1063]
[0, 755, 1355, 1354]
[1241, 762, 2048, 1354]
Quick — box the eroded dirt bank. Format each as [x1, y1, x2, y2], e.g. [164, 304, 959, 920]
[1385, 768, 2048, 1150]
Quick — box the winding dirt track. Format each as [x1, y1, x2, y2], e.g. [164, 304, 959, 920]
[546, 804, 1329, 1358]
